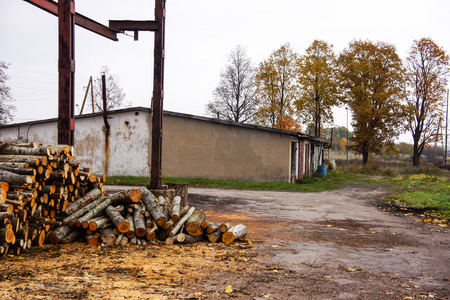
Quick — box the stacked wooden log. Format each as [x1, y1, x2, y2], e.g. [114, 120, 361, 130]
[0, 142, 105, 256]
[48, 186, 247, 247]
[0, 141, 247, 256]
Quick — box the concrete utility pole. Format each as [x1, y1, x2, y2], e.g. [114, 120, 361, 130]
[346, 107, 349, 168]
[445, 89, 449, 166]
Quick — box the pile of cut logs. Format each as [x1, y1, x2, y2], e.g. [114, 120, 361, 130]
[0, 142, 105, 256]
[48, 186, 247, 248]
[0, 142, 247, 256]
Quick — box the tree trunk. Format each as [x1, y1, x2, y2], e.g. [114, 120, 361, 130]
[105, 205, 130, 233]
[207, 230, 223, 243]
[140, 187, 166, 227]
[0, 170, 34, 185]
[169, 206, 195, 237]
[170, 196, 181, 221]
[222, 224, 247, 244]
[133, 204, 147, 238]
[0, 228, 14, 244]
[101, 228, 116, 246]
[126, 213, 135, 238]
[109, 189, 142, 205]
[63, 188, 102, 215]
[362, 149, 369, 165]
[0, 205, 13, 213]
[176, 233, 204, 244]
[0, 155, 47, 166]
[0, 143, 50, 156]
[60, 229, 82, 244]
[75, 198, 112, 228]
[165, 236, 178, 245]
[61, 196, 106, 225]
[185, 210, 206, 237]
[0, 162, 29, 169]
[115, 233, 124, 246]
[206, 223, 220, 234]
[88, 217, 111, 231]
[48, 225, 72, 244]
[412, 139, 421, 166]
[166, 183, 188, 207]
[219, 223, 231, 233]
[0, 166, 36, 176]
[85, 234, 98, 245]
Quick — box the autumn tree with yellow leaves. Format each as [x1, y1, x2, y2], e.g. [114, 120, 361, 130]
[254, 43, 300, 130]
[337, 40, 406, 165]
[405, 38, 449, 166]
[296, 40, 340, 138]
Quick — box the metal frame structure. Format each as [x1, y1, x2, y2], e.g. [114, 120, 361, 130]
[23, 0, 166, 188]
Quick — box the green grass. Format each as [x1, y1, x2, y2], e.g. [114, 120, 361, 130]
[384, 174, 450, 220]
[106, 171, 360, 193]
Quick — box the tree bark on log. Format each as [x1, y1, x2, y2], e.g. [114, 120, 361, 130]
[219, 223, 231, 233]
[176, 233, 204, 244]
[105, 205, 130, 233]
[100, 228, 116, 246]
[222, 224, 247, 244]
[88, 216, 110, 231]
[126, 213, 135, 238]
[60, 229, 82, 244]
[63, 188, 102, 215]
[171, 196, 181, 221]
[115, 233, 124, 246]
[0, 228, 14, 244]
[109, 189, 141, 205]
[140, 187, 166, 227]
[0, 211, 14, 220]
[0, 155, 47, 166]
[0, 143, 50, 156]
[120, 235, 129, 246]
[61, 196, 106, 225]
[0, 170, 33, 185]
[85, 234, 98, 245]
[169, 207, 195, 237]
[0, 162, 29, 169]
[48, 225, 72, 244]
[206, 223, 220, 234]
[133, 204, 146, 238]
[0, 166, 36, 176]
[166, 183, 188, 207]
[165, 236, 178, 245]
[75, 198, 112, 228]
[207, 230, 223, 243]
[146, 220, 158, 241]
[185, 210, 206, 237]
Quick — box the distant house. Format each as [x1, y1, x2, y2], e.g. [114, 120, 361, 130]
[0, 107, 328, 183]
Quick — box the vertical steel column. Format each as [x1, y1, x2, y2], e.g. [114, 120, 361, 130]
[149, 0, 165, 189]
[58, 0, 75, 145]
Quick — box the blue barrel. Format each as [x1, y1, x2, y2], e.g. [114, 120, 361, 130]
[318, 165, 327, 176]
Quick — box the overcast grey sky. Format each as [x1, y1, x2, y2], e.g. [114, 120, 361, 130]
[1, 0, 449, 143]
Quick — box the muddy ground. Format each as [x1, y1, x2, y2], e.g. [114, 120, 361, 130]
[0, 185, 449, 299]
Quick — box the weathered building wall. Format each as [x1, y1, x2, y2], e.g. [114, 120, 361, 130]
[163, 114, 291, 182]
[0, 107, 324, 182]
[74, 110, 151, 176]
[0, 121, 57, 145]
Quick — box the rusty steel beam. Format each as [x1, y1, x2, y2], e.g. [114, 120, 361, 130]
[57, 0, 75, 145]
[24, 0, 118, 41]
[149, 0, 166, 189]
[109, 20, 159, 32]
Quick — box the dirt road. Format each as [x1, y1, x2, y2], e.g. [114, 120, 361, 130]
[0, 186, 448, 299]
[188, 186, 449, 299]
